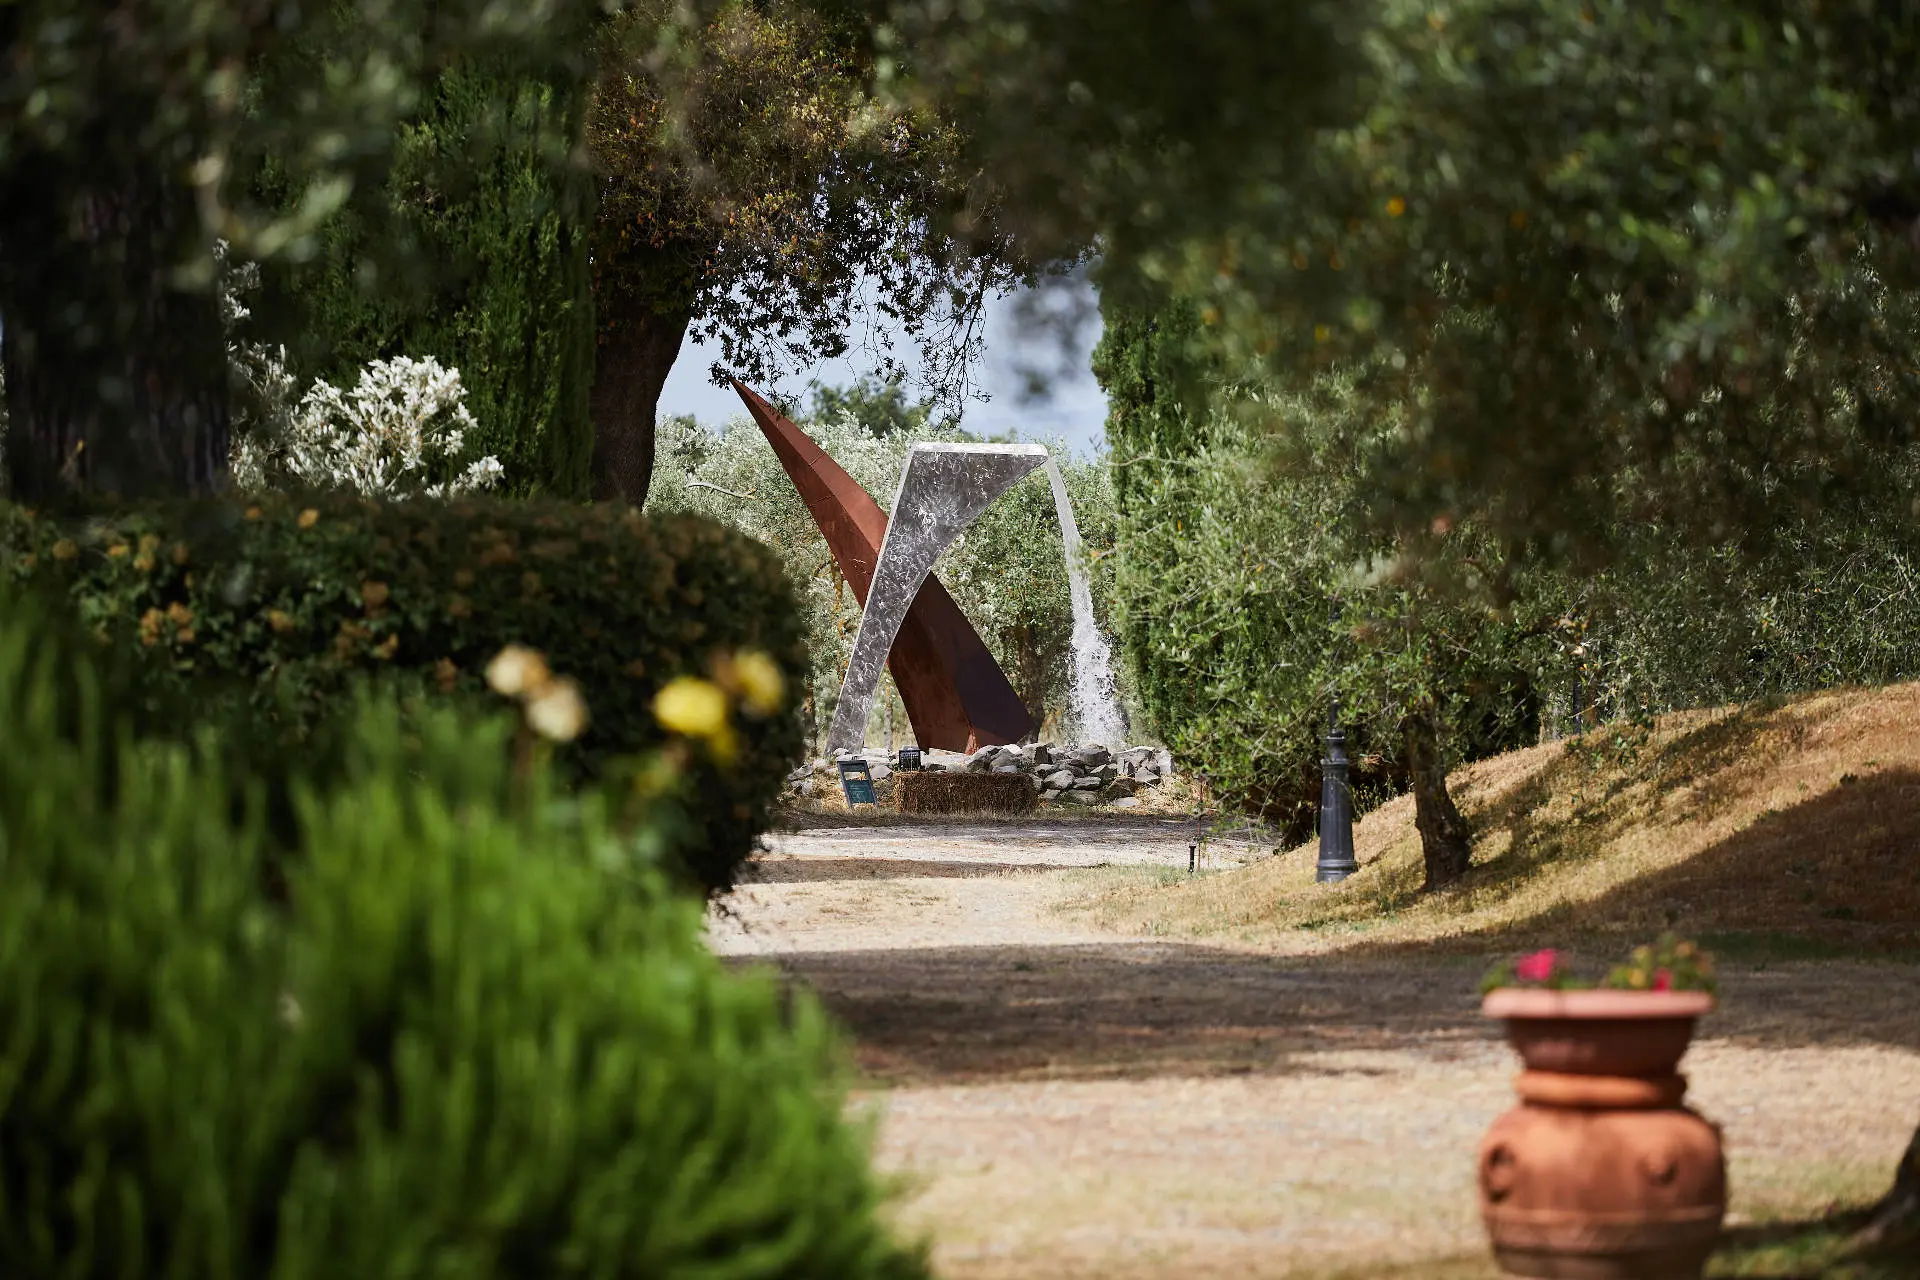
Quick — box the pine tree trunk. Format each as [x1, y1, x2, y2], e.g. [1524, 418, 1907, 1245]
[1, 168, 228, 502]
[589, 290, 693, 507]
[1404, 702, 1474, 891]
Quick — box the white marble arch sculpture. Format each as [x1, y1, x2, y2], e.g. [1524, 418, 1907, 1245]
[827, 441, 1048, 753]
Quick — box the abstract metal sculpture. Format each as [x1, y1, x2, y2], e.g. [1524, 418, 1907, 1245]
[826, 441, 1046, 753]
[731, 382, 1033, 751]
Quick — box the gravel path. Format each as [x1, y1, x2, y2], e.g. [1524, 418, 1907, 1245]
[709, 819, 1920, 1279]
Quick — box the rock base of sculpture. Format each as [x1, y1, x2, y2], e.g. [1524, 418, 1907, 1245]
[786, 741, 1174, 809]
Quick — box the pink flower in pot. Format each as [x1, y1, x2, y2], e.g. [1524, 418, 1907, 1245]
[1513, 948, 1562, 984]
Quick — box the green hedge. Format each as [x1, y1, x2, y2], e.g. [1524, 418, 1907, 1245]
[0, 588, 925, 1279]
[0, 494, 806, 894]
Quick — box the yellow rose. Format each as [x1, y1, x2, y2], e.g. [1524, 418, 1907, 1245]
[297, 508, 319, 529]
[730, 650, 785, 717]
[361, 580, 391, 609]
[266, 609, 295, 634]
[51, 539, 78, 561]
[653, 676, 732, 757]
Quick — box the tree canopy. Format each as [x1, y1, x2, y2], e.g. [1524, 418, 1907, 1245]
[889, 0, 1920, 553]
[585, 0, 1035, 504]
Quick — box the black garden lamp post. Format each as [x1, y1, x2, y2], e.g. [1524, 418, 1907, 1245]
[1317, 702, 1358, 884]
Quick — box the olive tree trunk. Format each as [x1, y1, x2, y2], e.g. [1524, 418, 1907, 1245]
[1, 167, 228, 502]
[589, 290, 693, 507]
[1403, 702, 1474, 891]
[1861, 1122, 1920, 1243]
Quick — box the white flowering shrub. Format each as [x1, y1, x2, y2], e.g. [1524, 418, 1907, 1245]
[230, 356, 504, 499]
[218, 242, 502, 500]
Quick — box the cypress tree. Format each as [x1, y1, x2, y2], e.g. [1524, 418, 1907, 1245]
[268, 54, 597, 498]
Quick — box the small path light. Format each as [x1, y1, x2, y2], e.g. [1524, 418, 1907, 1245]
[1316, 698, 1358, 883]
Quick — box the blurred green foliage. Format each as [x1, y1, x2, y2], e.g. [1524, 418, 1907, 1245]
[0, 587, 927, 1278]
[898, 0, 1920, 554]
[0, 494, 806, 893]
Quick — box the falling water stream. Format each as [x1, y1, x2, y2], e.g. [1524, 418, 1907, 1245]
[1042, 458, 1126, 746]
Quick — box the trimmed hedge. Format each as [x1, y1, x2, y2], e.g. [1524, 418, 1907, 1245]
[0, 494, 805, 893]
[895, 771, 1037, 816]
[0, 588, 927, 1279]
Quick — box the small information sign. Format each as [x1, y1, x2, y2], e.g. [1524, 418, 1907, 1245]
[895, 747, 923, 771]
[838, 758, 877, 806]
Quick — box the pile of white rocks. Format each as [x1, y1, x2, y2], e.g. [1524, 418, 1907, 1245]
[788, 742, 1175, 808]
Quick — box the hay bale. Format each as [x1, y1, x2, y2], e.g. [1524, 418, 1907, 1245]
[895, 770, 1036, 816]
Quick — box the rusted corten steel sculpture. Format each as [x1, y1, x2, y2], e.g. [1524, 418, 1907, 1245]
[731, 380, 1032, 751]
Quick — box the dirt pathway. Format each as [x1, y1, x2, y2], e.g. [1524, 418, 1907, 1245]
[709, 819, 1920, 1279]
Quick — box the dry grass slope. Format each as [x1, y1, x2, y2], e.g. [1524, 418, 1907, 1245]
[1076, 684, 1920, 956]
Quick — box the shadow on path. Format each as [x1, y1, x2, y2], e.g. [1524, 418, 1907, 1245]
[743, 857, 1094, 883]
[741, 941, 1497, 1084]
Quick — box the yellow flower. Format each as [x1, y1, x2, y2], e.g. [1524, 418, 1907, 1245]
[1386, 195, 1407, 217]
[433, 657, 459, 693]
[171, 541, 191, 566]
[361, 580, 391, 609]
[297, 508, 319, 529]
[372, 634, 399, 661]
[266, 609, 295, 634]
[730, 650, 785, 717]
[653, 675, 731, 755]
[485, 644, 550, 697]
[51, 539, 78, 561]
[106, 542, 129, 558]
[525, 677, 589, 742]
[245, 505, 263, 521]
[166, 601, 193, 626]
[453, 568, 476, 588]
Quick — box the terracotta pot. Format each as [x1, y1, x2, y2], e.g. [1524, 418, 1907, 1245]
[1479, 989, 1726, 1279]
